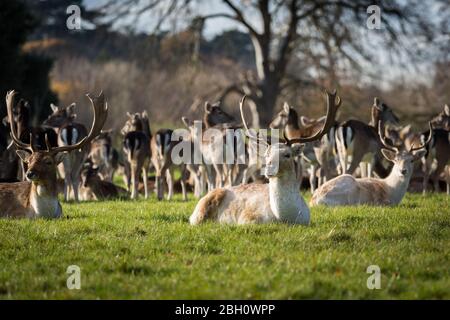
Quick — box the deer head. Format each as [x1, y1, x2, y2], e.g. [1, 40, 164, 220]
[241, 90, 341, 178]
[430, 104, 450, 130]
[371, 97, 400, 127]
[269, 102, 299, 130]
[203, 101, 235, 128]
[378, 121, 432, 178]
[7, 90, 108, 184]
[44, 102, 77, 127]
[121, 112, 144, 135]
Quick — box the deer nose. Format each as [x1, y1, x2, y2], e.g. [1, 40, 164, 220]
[26, 171, 37, 180]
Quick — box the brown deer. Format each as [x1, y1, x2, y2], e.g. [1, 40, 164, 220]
[121, 111, 151, 199]
[88, 130, 119, 182]
[431, 104, 450, 130]
[44, 102, 90, 201]
[190, 91, 340, 225]
[335, 98, 399, 178]
[80, 160, 127, 201]
[0, 90, 107, 218]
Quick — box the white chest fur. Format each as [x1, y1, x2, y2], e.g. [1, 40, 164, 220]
[30, 185, 61, 218]
[269, 177, 310, 225]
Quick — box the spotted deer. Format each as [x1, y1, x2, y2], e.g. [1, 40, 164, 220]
[122, 111, 151, 199]
[335, 98, 399, 178]
[311, 122, 432, 206]
[0, 90, 107, 218]
[189, 91, 340, 225]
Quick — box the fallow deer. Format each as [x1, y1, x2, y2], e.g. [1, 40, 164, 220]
[151, 128, 187, 201]
[311, 122, 432, 206]
[0, 90, 107, 218]
[121, 111, 151, 199]
[44, 102, 90, 201]
[80, 160, 127, 201]
[269, 102, 337, 192]
[335, 98, 399, 178]
[431, 104, 450, 130]
[189, 91, 340, 225]
[89, 130, 119, 182]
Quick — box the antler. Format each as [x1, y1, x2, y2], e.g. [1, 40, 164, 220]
[49, 91, 108, 154]
[239, 95, 269, 146]
[6, 90, 35, 152]
[286, 90, 341, 144]
[378, 120, 398, 152]
[409, 122, 433, 152]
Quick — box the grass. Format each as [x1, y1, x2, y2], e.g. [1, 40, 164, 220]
[0, 192, 448, 299]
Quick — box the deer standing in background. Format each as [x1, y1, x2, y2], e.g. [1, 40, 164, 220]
[89, 130, 119, 182]
[121, 111, 151, 199]
[335, 98, 399, 178]
[311, 122, 432, 206]
[190, 91, 340, 225]
[0, 90, 107, 218]
[44, 102, 90, 201]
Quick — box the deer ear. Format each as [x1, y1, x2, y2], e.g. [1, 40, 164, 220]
[283, 102, 290, 114]
[444, 104, 450, 116]
[204, 102, 212, 113]
[50, 103, 58, 113]
[381, 148, 396, 162]
[412, 149, 427, 161]
[290, 143, 304, 157]
[2, 116, 8, 126]
[126, 112, 132, 118]
[300, 116, 312, 127]
[399, 124, 412, 138]
[16, 150, 31, 163]
[54, 152, 68, 165]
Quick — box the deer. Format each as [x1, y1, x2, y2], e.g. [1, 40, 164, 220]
[270, 102, 338, 192]
[189, 91, 340, 225]
[43, 101, 90, 201]
[80, 160, 127, 201]
[431, 104, 450, 130]
[121, 111, 151, 199]
[335, 98, 399, 179]
[310, 122, 432, 207]
[88, 130, 119, 182]
[0, 90, 107, 218]
[151, 128, 187, 201]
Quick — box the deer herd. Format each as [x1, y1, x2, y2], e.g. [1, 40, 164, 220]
[0, 89, 449, 225]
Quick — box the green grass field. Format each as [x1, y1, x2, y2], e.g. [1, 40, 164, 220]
[0, 193, 448, 299]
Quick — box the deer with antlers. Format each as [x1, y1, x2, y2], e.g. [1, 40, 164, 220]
[189, 91, 340, 225]
[0, 90, 107, 218]
[311, 122, 432, 206]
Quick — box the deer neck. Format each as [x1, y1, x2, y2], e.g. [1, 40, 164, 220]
[383, 166, 411, 204]
[268, 167, 309, 225]
[30, 175, 61, 218]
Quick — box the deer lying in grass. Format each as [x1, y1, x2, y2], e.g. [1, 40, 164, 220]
[311, 122, 432, 206]
[189, 91, 340, 225]
[80, 160, 127, 201]
[0, 90, 107, 218]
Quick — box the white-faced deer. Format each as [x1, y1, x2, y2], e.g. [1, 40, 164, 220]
[44, 101, 90, 201]
[80, 160, 126, 201]
[122, 111, 151, 199]
[89, 130, 119, 182]
[0, 90, 107, 218]
[335, 98, 399, 178]
[189, 91, 340, 225]
[311, 122, 432, 206]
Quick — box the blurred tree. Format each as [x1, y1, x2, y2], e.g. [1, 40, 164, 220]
[96, 0, 446, 126]
[0, 0, 57, 129]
